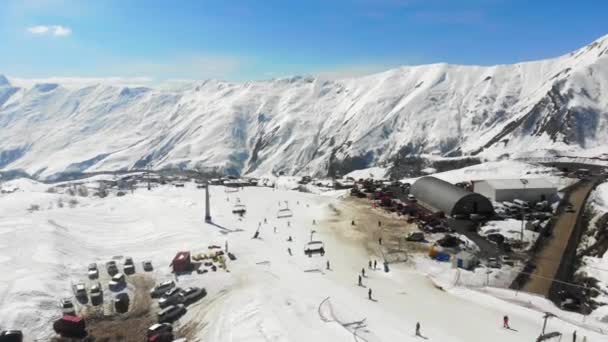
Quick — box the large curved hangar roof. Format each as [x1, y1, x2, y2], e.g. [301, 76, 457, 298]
[411, 176, 493, 215]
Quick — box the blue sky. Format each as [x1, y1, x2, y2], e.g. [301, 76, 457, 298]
[1, 0, 607, 81]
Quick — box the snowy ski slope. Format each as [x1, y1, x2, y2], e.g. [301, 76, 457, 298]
[0, 180, 606, 341]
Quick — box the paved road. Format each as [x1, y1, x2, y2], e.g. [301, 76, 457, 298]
[447, 218, 502, 259]
[523, 179, 597, 296]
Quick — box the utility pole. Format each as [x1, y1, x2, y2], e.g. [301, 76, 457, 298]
[520, 179, 529, 243]
[205, 182, 212, 223]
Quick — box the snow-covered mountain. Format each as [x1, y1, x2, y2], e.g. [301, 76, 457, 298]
[2, 35, 608, 179]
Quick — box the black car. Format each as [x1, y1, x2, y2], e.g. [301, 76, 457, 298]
[0, 330, 23, 342]
[90, 282, 103, 306]
[142, 260, 154, 272]
[157, 304, 186, 323]
[124, 257, 135, 275]
[150, 280, 176, 298]
[158, 287, 183, 308]
[178, 287, 207, 305]
[106, 260, 119, 276]
[147, 323, 173, 337]
[114, 293, 130, 313]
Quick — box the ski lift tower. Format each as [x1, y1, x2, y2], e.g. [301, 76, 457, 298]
[205, 182, 212, 223]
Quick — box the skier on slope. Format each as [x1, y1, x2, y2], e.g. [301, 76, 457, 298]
[503, 315, 509, 329]
[287, 247, 292, 256]
[368, 260, 372, 268]
[374, 260, 377, 269]
[415, 322, 421, 336]
[326, 260, 330, 270]
[358, 275, 362, 286]
[368, 288, 372, 300]
[361, 268, 366, 277]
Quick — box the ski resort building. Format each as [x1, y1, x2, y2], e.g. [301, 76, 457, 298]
[410, 176, 493, 216]
[472, 178, 557, 203]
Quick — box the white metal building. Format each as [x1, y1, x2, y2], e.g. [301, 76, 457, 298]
[473, 178, 557, 203]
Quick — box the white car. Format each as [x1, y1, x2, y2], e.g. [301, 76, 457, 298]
[304, 241, 325, 256]
[60, 298, 75, 315]
[87, 263, 99, 279]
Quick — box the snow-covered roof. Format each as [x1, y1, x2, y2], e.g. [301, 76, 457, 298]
[477, 178, 556, 190]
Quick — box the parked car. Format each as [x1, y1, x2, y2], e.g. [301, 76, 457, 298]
[87, 263, 99, 279]
[304, 241, 325, 257]
[142, 260, 154, 272]
[89, 282, 103, 306]
[106, 260, 119, 276]
[179, 287, 207, 305]
[74, 282, 87, 300]
[157, 304, 187, 323]
[53, 316, 86, 339]
[158, 287, 183, 308]
[406, 232, 425, 242]
[147, 323, 173, 337]
[114, 293, 130, 313]
[108, 273, 126, 291]
[150, 280, 176, 298]
[124, 257, 135, 275]
[501, 255, 515, 266]
[60, 298, 75, 315]
[487, 258, 501, 269]
[0, 330, 23, 342]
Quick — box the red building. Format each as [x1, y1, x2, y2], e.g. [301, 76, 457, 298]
[171, 251, 192, 273]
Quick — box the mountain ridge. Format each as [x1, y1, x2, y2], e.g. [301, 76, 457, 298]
[1, 35, 608, 179]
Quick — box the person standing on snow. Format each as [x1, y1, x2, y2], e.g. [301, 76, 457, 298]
[326, 260, 330, 270]
[378, 237, 382, 245]
[368, 288, 372, 300]
[373, 260, 377, 269]
[503, 315, 509, 329]
[358, 275, 362, 286]
[368, 260, 372, 268]
[287, 247, 292, 256]
[361, 268, 366, 277]
[573, 330, 577, 342]
[415, 322, 421, 336]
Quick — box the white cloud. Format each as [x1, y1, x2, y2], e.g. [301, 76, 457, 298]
[26, 25, 72, 37]
[52, 25, 72, 36]
[27, 25, 50, 34]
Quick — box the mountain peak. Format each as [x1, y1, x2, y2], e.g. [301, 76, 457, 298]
[0, 74, 9, 86]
